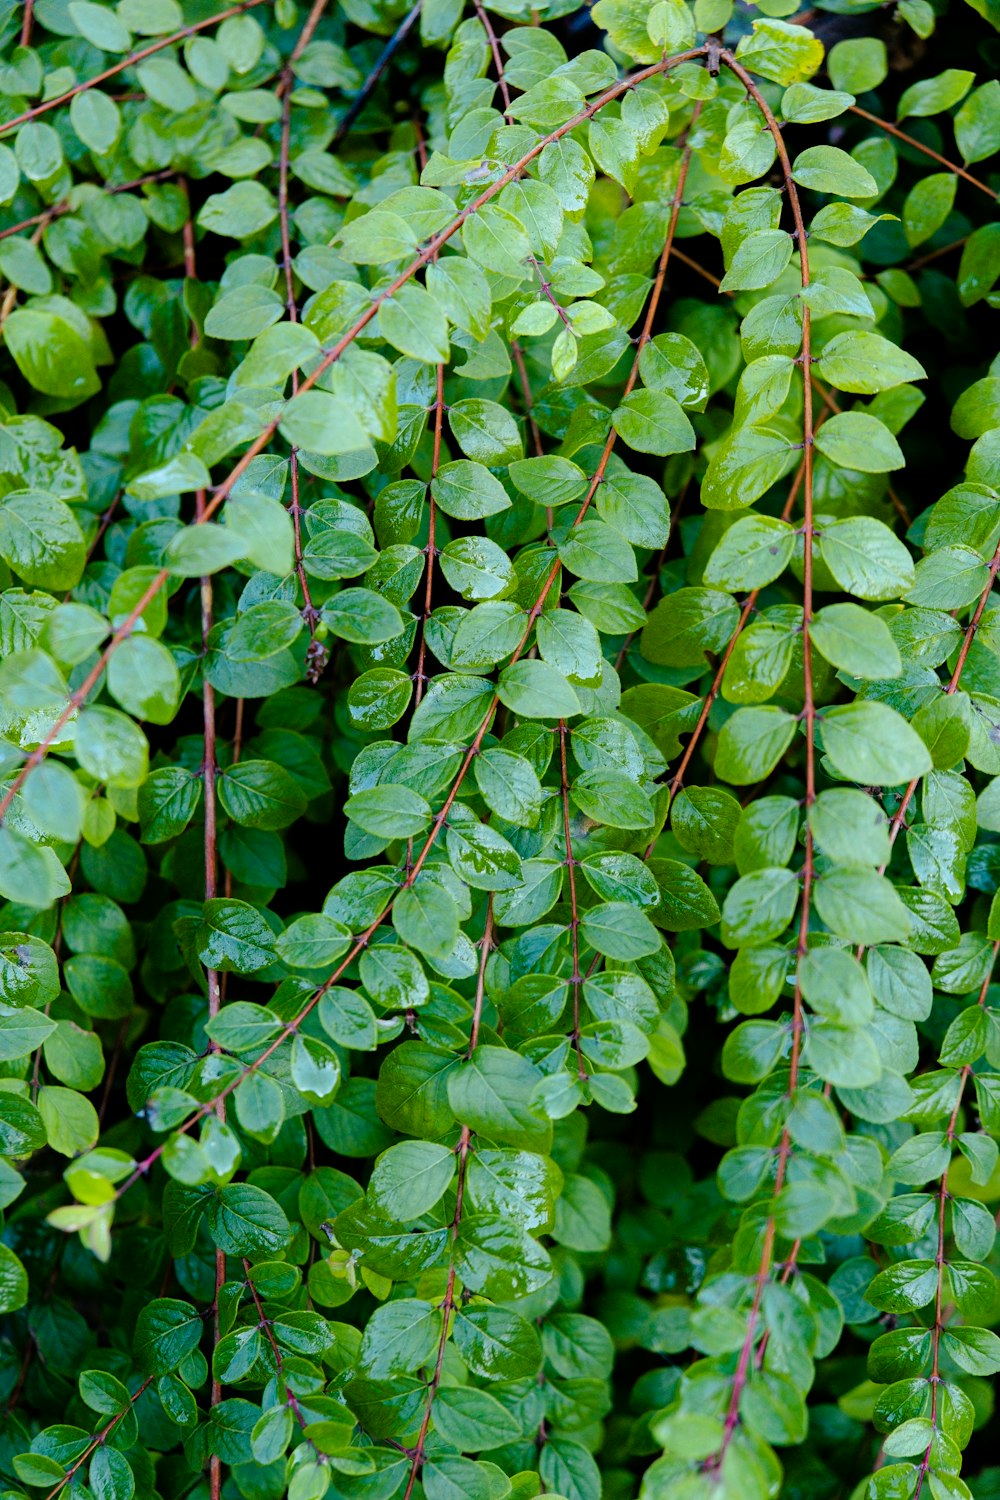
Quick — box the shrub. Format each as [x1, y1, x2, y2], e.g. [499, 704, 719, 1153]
[0, 2, 999, 1498]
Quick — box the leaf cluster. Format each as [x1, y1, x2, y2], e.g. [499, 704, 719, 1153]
[0, 2, 999, 1500]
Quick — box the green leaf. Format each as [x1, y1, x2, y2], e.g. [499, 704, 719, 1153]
[498, 660, 580, 719]
[813, 413, 904, 473]
[345, 786, 431, 839]
[815, 332, 926, 394]
[612, 389, 696, 455]
[204, 1183, 290, 1255]
[196, 899, 278, 974]
[898, 68, 974, 120]
[0, 492, 86, 590]
[4, 309, 100, 402]
[821, 701, 933, 785]
[703, 515, 795, 591]
[715, 707, 797, 785]
[447, 1047, 550, 1150]
[368, 1141, 456, 1220]
[810, 602, 902, 680]
[791, 146, 878, 198]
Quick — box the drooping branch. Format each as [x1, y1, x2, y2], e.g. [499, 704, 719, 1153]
[0, 44, 708, 834]
[471, 0, 513, 121]
[277, 47, 326, 675]
[185, 206, 226, 1500]
[704, 48, 817, 1473]
[884, 531, 1000, 852]
[913, 945, 997, 1499]
[242, 1259, 309, 1432]
[849, 105, 997, 201]
[400, 900, 493, 1500]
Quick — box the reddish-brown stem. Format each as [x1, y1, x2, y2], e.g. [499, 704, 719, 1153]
[528, 253, 572, 328]
[241, 1258, 308, 1430]
[0, 169, 176, 243]
[660, 456, 808, 825]
[469, 898, 493, 1060]
[883, 534, 1000, 856]
[706, 50, 816, 1473]
[276, 0, 330, 92]
[559, 723, 586, 1080]
[20, 0, 34, 46]
[511, 340, 545, 472]
[187, 210, 227, 1500]
[849, 105, 997, 201]
[97, 1018, 129, 1128]
[671, 245, 723, 288]
[42, 1377, 154, 1500]
[0, 1, 271, 138]
[401, 909, 492, 1500]
[913, 945, 997, 1499]
[0, 46, 707, 836]
[472, 0, 513, 120]
[546, 99, 701, 576]
[64, 494, 123, 604]
[224, 700, 245, 899]
[904, 235, 969, 273]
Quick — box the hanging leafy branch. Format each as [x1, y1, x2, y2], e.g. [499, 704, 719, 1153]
[0, 5, 999, 1500]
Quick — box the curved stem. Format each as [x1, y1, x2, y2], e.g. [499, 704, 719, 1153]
[415, 362, 445, 709]
[705, 49, 816, 1474]
[849, 105, 997, 201]
[242, 1259, 309, 1431]
[331, 0, 423, 147]
[0, 169, 176, 243]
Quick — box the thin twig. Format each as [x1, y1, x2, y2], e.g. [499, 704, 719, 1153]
[0, 169, 176, 242]
[883, 531, 1000, 856]
[277, 69, 323, 675]
[400, 902, 492, 1500]
[472, 0, 513, 120]
[414, 363, 445, 709]
[558, 723, 586, 1080]
[913, 946, 997, 1499]
[0, 2, 271, 138]
[42, 1378, 154, 1500]
[187, 209, 226, 1500]
[706, 46, 816, 1471]
[241, 1259, 309, 1431]
[849, 105, 997, 201]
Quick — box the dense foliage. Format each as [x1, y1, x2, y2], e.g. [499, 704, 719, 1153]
[0, 0, 999, 1497]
